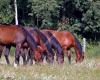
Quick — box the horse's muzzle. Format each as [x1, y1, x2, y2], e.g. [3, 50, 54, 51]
[76, 54, 84, 63]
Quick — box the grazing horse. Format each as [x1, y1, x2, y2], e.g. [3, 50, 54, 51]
[24, 27, 45, 63]
[32, 28, 54, 64]
[42, 30, 84, 63]
[42, 31, 64, 64]
[19, 27, 54, 64]
[0, 24, 42, 66]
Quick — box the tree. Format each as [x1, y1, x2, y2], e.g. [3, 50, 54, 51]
[28, 0, 59, 28]
[14, 0, 18, 25]
[82, 1, 100, 33]
[0, 0, 14, 24]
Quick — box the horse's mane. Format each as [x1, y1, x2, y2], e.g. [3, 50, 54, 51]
[71, 32, 83, 55]
[21, 27, 38, 49]
[33, 28, 54, 55]
[33, 28, 48, 43]
[46, 31, 63, 55]
[61, 30, 83, 55]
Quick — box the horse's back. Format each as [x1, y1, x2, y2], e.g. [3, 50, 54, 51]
[25, 27, 40, 44]
[0, 24, 25, 44]
[42, 29, 75, 49]
[0, 24, 22, 33]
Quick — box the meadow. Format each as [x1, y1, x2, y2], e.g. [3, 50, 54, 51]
[0, 43, 100, 80]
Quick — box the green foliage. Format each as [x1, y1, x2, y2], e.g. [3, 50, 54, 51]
[28, 0, 59, 27]
[0, 0, 14, 23]
[29, 0, 59, 18]
[0, 0, 99, 40]
[86, 42, 100, 58]
[73, 0, 91, 12]
[82, 1, 100, 33]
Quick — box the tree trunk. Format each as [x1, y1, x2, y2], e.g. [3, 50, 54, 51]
[14, 0, 18, 25]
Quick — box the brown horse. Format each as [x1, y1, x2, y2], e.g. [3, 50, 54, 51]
[0, 24, 42, 66]
[25, 27, 54, 64]
[23, 27, 46, 63]
[15, 27, 54, 64]
[42, 30, 84, 63]
[20, 27, 64, 64]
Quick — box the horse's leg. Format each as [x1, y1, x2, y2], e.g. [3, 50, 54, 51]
[26, 50, 30, 64]
[66, 50, 71, 64]
[38, 51, 46, 64]
[14, 44, 21, 67]
[0, 50, 2, 59]
[56, 49, 64, 64]
[57, 53, 64, 64]
[44, 51, 49, 63]
[28, 49, 33, 65]
[40, 52, 45, 63]
[4, 45, 11, 65]
[45, 51, 54, 64]
[21, 48, 27, 65]
[0, 45, 4, 59]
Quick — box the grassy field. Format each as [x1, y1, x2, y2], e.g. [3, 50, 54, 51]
[0, 44, 100, 80]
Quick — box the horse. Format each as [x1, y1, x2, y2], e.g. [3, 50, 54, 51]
[27, 28, 54, 64]
[42, 31, 64, 64]
[23, 27, 46, 64]
[15, 27, 54, 64]
[0, 24, 42, 66]
[41, 30, 84, 63]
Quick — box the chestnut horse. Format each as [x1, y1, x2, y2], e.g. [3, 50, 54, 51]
[0, 24, 41, 66]
[42, 30, 84, 63]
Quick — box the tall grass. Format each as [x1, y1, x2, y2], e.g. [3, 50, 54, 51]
[0, 60, 99, 80]
[86, 42, 100, 58]
[0, 39, 99, 80]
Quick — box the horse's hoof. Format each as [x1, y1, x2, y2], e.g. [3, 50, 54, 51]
[13, 62, 18, 68]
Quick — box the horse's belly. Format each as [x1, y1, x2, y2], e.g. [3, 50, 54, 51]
[0, 33, 15, 45]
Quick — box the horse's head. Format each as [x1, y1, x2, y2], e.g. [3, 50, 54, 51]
[75, 42, 84, 63]
[33, 28, 54, 64]
[34, 45, 45, 63]
[74, 35, 84, 63]
[75, 51, 84, 63]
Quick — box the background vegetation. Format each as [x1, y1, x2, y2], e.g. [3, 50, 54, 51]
[0, 0, 100, 40]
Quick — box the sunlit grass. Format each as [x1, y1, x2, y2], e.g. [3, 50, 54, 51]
[0, 44, 100, 80]
[0, 56, 100, 80]
[86, 43, 100, 58]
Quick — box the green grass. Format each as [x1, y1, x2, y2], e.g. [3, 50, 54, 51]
[86, 43, 100, 58]
[0, 43, 100, 80]
[0, 56, 100, 80]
